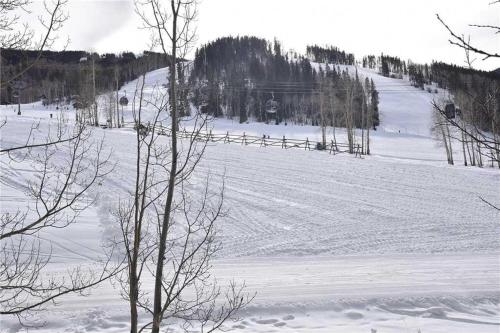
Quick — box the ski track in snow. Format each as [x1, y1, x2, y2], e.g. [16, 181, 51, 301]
[1, 65, 499, 333]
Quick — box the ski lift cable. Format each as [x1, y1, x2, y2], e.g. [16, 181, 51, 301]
[219, 86, 431, 93]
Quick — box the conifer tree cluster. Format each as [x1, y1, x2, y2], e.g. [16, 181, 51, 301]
[407, 62, 430, 89]
[190, 36, 379, 128]
[362, 54, 407, 78]
[1, 49, 170, 105]
[306, 45, 355, 65]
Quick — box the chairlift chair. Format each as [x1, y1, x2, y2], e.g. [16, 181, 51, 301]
[265, 99, 278, 114]
[119, 96, 129, 106]
[444, 103, 456, 119]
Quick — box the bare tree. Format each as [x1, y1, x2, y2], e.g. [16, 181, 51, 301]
[364, 78, 374, 155]
[328, 78, 338, 151]
[344, 78, 356, 154]
[432, 98, 499, 165]
[436, 8, 499, 61]
[102, 91, 116, 128]
[318, 80, 327, 149]
[109, 1, 251, 333]
[0, 119, 119, 324]
[432, 101, 455, 165]
[435, 0, 500, 210]
[431, 25, 499, 167]
[0, 1, 124, 323]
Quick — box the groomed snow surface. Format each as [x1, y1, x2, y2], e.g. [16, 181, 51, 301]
[1, 66, 499, 333]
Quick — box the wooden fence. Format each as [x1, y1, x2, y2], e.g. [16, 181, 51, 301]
[124, 122, 363, 157]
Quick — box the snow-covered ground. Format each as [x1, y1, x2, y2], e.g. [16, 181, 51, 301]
[1, 66, 499, 333]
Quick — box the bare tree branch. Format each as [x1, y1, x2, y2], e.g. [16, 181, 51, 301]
[1, 119, 119, 321]
[436, 13, 500, 60]
[479, 196, 500, 211]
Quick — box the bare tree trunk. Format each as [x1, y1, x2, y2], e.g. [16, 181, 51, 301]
[128, 76, 146, 333]
[465, 136, 472, 165]
[461, 129, 468, 166]
[346, 84, 354, 154]
[319, 82, 326, 148]
[472, 138, 477, 166]
[439, 122, 452, 165]
[92, 56, 98, 126]
[116, 71, 120, 128]
[367, 98, 372, 155]
[114, 3, 252, 332]
[477, 140, 483, 167]
[329, 85, 337, 151]
[446, 123, 454, 165]
[361, 94, 366, 155]
[152, 3, 178, 331]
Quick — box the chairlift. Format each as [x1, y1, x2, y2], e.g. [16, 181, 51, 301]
[199, 103, 209, 114]
[119, 96, 129, 106]
[444, 103, 456, 119]
[265, 99, 278, 114]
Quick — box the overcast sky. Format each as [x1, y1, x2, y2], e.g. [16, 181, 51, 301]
[27, 0, 500, 71]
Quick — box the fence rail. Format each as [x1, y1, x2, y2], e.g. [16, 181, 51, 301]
[122, 122, 364, 157]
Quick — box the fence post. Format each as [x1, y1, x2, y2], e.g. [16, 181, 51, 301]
[242, 132, 246, 145]
[224, 131, 229, 144]
[305, 138, 309, 150]
[282, 135, 286, 149]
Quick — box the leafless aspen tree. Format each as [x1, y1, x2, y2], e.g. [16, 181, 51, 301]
[0, 2, 122, 323]
[344, 79, 355, 154]
[432, 96, 499, 166]
[433, 0, 500, 167]
[434, 1, 500, 209]
[112, 1, 251, 333]
[365, 83, 372, 155]
[318, 81, 327, 148]
[102, 91, 116, 128]
[328, 79, 338, 151]
[432, 103, 455, 165]
[0, 119, 117, 323]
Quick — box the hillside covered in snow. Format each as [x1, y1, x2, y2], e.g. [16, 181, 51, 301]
[1, 59, 499, 333]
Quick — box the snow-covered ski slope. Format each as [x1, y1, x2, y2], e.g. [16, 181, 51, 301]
[1, 66, 499, 333]
[342, 65, 437, 137]
[114, 65, 454, 163]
